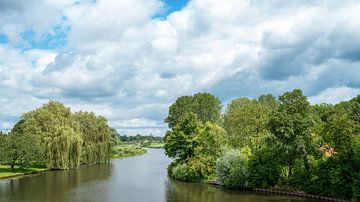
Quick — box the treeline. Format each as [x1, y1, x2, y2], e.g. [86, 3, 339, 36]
[119, 134, 163, 143]
[164, 91, 360, 200]
[0, 101, 118, 170]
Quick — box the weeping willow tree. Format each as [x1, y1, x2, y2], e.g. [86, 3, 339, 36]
[75, 111, 114, 164]
[22, 101, 83, 169]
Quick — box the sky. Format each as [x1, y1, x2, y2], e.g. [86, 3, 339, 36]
[1, 0, 360, 136]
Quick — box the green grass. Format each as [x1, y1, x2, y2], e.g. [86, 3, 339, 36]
[112, 144, 147, 159]
[146, 142, 165, 149]
[0, 165, 47, 179]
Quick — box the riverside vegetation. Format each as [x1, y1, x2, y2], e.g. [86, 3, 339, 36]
[164, 90, 360, 201]
[0, 101, 145, 179]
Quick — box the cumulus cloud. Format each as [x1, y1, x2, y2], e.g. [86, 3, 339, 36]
[1, 0, 360, 135]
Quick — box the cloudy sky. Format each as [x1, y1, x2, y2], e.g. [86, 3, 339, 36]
[1, 0, 360, 136]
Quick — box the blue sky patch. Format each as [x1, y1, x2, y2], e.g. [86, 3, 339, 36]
[0, 33, 9, 44]
[154, 0, 189, 19]
[17, 24, 70, 50]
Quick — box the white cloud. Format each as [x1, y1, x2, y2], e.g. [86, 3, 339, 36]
[1, 0, 360, 135]
[309, 86, 360, 104]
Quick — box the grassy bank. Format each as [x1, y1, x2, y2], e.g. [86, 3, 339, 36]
[112, 144, 147, 159]
[145, 142, 164, 149]
[0, 165, 47, 179]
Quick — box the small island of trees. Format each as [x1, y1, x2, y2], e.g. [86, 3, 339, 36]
[164, 90, 360, 201]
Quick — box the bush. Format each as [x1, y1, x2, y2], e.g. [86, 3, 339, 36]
[171, 163, 190, 181]
[169, 157, 217, 182]
[248, 146, 281, 188]
[216, 149, 249, 189]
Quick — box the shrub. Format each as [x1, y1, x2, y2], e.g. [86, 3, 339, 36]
[169, 157, 217, 182]
[171, 163, 190, 181]
[216, 149, 249, 189]
[248, 146, 281, 188]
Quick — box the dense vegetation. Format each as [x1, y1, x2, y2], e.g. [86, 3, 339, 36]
[164, 90, 360, 200]
[119, 134, 163, 147]
[0, 101, 117, 170]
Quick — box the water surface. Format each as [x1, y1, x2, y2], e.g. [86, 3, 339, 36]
[0, 149, 318, 202]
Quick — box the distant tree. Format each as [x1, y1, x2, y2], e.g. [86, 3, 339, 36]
[165, 92, 222, 128]
[350, 95, 360, 124]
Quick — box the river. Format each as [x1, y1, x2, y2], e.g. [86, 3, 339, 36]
[0, 149, 318, 202]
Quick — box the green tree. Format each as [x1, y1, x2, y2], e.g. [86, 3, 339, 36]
[350, 95, 360, 124]
[0, 121, 44, 169]
[194, 122, 226, 158]
[75, 111, 114, 164]
[224, 95, 276, 150]
[21, 101, 83, 169]
[164, 112, 201, 162]
[165, 92, 221, 128]
[268, 89, 315, 181]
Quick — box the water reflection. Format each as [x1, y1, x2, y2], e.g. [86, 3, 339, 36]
[165, 179, 315, 202]
[0, 149, 318, 202]
[0, 164, 112, 201]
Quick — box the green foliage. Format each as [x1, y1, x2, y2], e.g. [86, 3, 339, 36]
[223, 95, 276, 151]
[248, 145, 281, 188]
[164, 112, 201, 162]
[0, 132, 44, 169]
[216, 149, 249, 189]
[141, 140, 151, 147]
[170, 156, 217, 182]
[350, 95, 360, 124]
[1, 101, 115, 170]
[21, 101, 83, 169]
[112, 145, 147, 158]
[165, 90, 360, 200]
[165, 92, 222, 128]
[165, 108, 226, 182]
[194, 122, 226, 158]
[75, 111, 114, 164]
[119, 134, 163, 143]
[268, 89, 315, 181]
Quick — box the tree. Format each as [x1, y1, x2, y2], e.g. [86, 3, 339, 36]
[165, 92, 222, 128]
[75, 111, 114, 164]
[21, 101, 83, 169]
[350, 95, 360, 124]
[164, 112, 201, 162]
[194, 122, 226, 158]
[223, 95, 276, 150]
[0, 121, 44, 169]
[268, 89, 315, 181]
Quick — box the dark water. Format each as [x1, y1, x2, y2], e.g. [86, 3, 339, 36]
[0, 149, 317, 202]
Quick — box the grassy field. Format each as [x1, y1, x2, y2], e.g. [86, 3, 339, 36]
[112, 144, 147, 159]
[146, 142, 164, 149]
[0, 165, 47, 179]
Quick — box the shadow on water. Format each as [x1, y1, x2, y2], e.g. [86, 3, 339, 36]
[0, 163, 112, 201]
[165, 179, 317, 202]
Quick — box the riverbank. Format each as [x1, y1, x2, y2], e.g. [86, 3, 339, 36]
[0, 165, 48, 180]
[112, 144, 147, 159]
[145, 142, 164, 149]
[207, 181, 349, 202]
[0, 145, 146, 181]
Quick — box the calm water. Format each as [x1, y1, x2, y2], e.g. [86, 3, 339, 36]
[0, 149, 318, 202]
